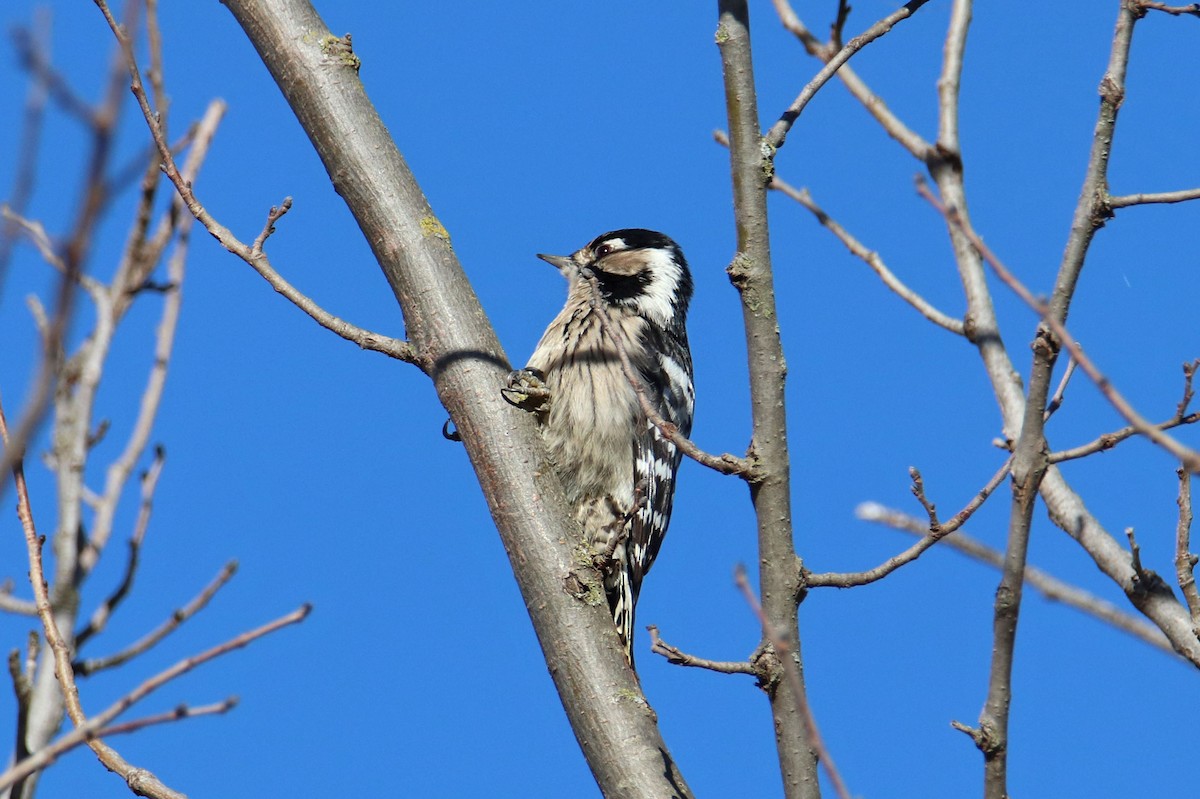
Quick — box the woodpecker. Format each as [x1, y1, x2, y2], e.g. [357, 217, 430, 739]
[503, 229, 694, 663]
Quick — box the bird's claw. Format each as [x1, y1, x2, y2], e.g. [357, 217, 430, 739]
[502, 368, 551, 414]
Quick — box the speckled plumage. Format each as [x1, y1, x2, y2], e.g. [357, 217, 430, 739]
[508, 229, 694, 663]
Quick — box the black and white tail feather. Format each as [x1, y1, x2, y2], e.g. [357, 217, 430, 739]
[503, 229, 694, 665]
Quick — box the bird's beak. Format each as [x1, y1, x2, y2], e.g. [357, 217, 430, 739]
[536, 253, 575, 274]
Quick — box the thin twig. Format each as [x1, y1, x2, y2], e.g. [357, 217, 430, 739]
[0, 604, 309, 792]
[765, 0, 933, 151]
[93, 4, 422, 369]
[909, 467, 940, 529]
[1049, 360, 1199, 463]
[0, 696, 236, 790]
[856, 503, 1179, 656]
[771, 0, 931, 159]
[915, 176, 1200, 473]
[734, 566, 852, 799]
[96, 697, 239, 738]
[75, 560, 240, 676]
[1136, 1, 1200, 17]
[1108, 187, 1200, 208]
[647, 626, 758, 676]
[830, 0, 851, 49]
[1044, 356, 1078, 420]
[757, 164, 965, 336]
[807, 456, 1012, 588]
[1049, 411, 1200, 464]
[75, 446, 166, 647]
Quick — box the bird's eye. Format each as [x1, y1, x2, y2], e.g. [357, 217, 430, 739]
[595, 243, 614, 258]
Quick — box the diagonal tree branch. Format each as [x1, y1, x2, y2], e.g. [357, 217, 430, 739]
[764, 0, 932, 151]
[806, 456, 1012, 588]
[856, 502, 1178, 656]
[763, 167, 965, 336]
[103, 1, 698, 795]
[917, 177, 1200, 473]
[771, 0, 932, 159]
[75, 560, 239, 677]
[2, 393, 187, 799]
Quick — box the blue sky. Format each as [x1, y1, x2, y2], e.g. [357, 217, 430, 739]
[1, 2, 1198, 797]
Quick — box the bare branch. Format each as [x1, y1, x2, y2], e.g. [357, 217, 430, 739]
[1175, 468, 1200, 631]
[857, 503, 1179, 657]
[91, 6, 422, 370]
[909, 467, 941, 530]
[647, 626, 758, 676]
[1044, 356, 1078, 421]
[771, 1, 932, 159]
[1049, 412, 1200, 464]
[717, 2, 815, 793]
[807, 456, 1012, 588]
[1049, 361, 1198, 463]
[75, 447, 166, 647]
[936, 0, 972, 157]
[763, 169, 964, 336]
[0, 697, 235, 793]
[765, 0, 933, 151]
[75, 560, 239, 676]
[1108, 187, 1200, 208]
[0, 605, 309, 793]
[830, 0, 851, 49]
[735, 567, 851, 799]
[96, 697, 239, 738]
[246, 198, 421, 364]
[916, 175, 1200, 473]
[1136, 1, 1200, 16]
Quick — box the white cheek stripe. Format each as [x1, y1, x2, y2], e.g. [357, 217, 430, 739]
[635, 248, 683, 328]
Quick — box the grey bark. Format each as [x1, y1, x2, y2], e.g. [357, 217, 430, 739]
[217, 1, 693, 796]
[716, 3, 819, 797]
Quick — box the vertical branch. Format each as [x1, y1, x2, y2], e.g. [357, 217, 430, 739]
[1058, 2, 1139, 314]
[927, 0, 1029, 433]
[715, 3, 817, 797]
[972, 5, 1142, 798]
[1175, 468, 1199, 629]
[975, 333, 1052, 799]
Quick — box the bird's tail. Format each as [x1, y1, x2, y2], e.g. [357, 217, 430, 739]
[610, 568, 637, 666]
